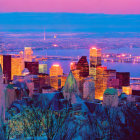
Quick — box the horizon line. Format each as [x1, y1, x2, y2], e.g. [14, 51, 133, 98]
[0, 12, 140, 15]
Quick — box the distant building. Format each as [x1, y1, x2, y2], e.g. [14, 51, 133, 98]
[24, 47, 33, 62]
[50, 64, 63, 77]
[39, 64, 47, 74]
[116, 72, 130, 88]
[103, 88, 118, 107]
[25, 61, 39, 75]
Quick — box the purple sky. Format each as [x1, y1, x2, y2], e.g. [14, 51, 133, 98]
[0, 0, 140, 14]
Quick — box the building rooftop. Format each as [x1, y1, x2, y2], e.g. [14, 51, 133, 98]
[104, 88, 118, 95]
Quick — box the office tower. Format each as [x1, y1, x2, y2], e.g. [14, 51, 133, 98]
[3, 55, 11, 82]
[39, 64, 47, 74]
[116, 72, 130, 89]
[103, 88, 118, 107]
[95, 66, 107, 100]
[89, 47, 101, 79]
[25, 61, 39, 75]
[11, 56, 24, 80]
[50, 64, 63, 77]
[76, 56, 89, 78]
[24, 47, 33, 62]
[104, 69, 119, 89]
[63, 71, 79, 104]
[83, 77, 95, 101]
[70, 61, 77, 71]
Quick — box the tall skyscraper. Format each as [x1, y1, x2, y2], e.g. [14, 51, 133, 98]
[89, 47, 101, 79]
[11, 56, 24, 80]
[76, 56, 89, 78]
[50, 64, 63, 77]
[24, 47, 33, 62]
[95, 66, 107, 100]
[3, 55, 11, 82]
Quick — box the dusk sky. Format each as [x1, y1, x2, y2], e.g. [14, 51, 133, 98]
[0, 0, 140, 14]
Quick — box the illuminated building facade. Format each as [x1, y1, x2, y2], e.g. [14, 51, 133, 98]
[122, 86, 132, 95]
[39, 64, 47, 74]
[24, 47, 33, 62]
[25, 61, 39, 75]
[11, 56, 24, 80]
[89, 47, 101, 80]
[50, 64, 63, 77]
[95, 66, 107, 100]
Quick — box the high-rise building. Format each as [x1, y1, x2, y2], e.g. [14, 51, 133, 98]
[95, 66, 107, 100]
[25, 61, 39, 75]
[39, 64, 47, 74]
[3, 55, 11, 82]
[24, 47, 33, 62]
[76, 56, 89, 78]
[116, 72, 130, 89]
[50, 64, 63, 77]
[104, 69, 119, 89]
[89, 47, 101, 79]
[11, 56, 24, 80]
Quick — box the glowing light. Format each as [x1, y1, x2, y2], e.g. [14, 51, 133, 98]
[70, 62, 73, 65]
[91, 47, 97, 50]
[53, 64, 59, 67]
[53, 44, 58, 47]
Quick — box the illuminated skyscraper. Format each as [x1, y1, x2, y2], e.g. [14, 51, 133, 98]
[11, 56, 24, 80]
[50, 64, 63, 77]
[24, 47, 33, 62]
[95, 66, 107, 100]
[89, 47, 101, 79]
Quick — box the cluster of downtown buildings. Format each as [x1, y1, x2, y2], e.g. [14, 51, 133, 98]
[0, 46, 139, 139]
